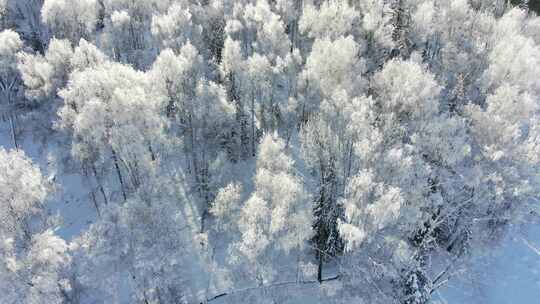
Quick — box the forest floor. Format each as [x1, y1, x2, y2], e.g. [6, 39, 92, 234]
[435, 223, 540, 304]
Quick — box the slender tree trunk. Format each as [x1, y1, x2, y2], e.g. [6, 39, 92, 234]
[9, 114, 18, 150]
[111, 148, 127, 202]
[6, 91, 18, 150]
[92, 164, 108, 205]
[200, 136, 210, 233]
[187, 113, 200, 186]
[317, 253, 323, 283]
[201, 209, 209, 233]
[251, 92, 256, 156]
[296, 252, 301, 283]
[345, 139, 354, 181]
[90, 190, 101, 217]
[148, 142, 156, 161]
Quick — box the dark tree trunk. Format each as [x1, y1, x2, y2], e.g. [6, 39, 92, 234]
[111, 148, 128, 202]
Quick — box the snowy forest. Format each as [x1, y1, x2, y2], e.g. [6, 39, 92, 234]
[1, 0, 539, 303]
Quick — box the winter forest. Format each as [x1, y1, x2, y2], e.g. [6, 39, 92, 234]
[1, 0, 540, 303]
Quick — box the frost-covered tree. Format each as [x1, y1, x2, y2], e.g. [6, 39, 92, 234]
[151, 1, 203, 52]
[300, 35, 365, 117]
[219, 0, 296, 157]
[356, 0, 395, 68]
[2, 0, 48, 52]
[66, 141, 229, 303]
[149, 44, 234, 227]
[466, 87, 539, 237]
[219, 36, 250, 158]
[41, 0, 99, 43]
[300, 92, 362, 282]
[58, 61, 166, 201]
[299, 0, 360, 41]
[1, 230, 72, 304]
[17, 37, 73, 101]
[0, 148, 72, 304]
[72, 191, 215, 304]
[337, 58, 472, 303]
[17, 38, 110, 144]
[0, 0, 8, 27]
[272, 0, 302, 49]
[0, 148, 47, 242]
[70, 38, 108, 71]
[0, 29, 23, 149]
[99, 0, 171, 68]
[210, 182, 242, 231]
[224, 0, 290, 59]
[409, 0, 494, 110]
[229, 133, 312, 283]
[299, 35, 367, 281]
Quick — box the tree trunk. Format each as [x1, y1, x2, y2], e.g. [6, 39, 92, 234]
[187, 113, 200, 187]
[317, 252, 323, 283]
[90, 190, 101, 217]
[148, 142, 156, 161]
[200, 142, 210, 233]
[92, 164, 108, 205]
[251, 93, 256, 156]
[6, 90, 18, 150]
[111, 148, 128, 202]
[9, 114, 18, 150]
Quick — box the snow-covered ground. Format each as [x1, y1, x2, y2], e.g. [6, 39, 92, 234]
[0, 122, 97, 241]
[436, 224, 540, 304]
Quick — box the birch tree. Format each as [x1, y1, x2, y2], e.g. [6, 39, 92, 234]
[0, 148, 72, 304]
[0, 30, 23, 149]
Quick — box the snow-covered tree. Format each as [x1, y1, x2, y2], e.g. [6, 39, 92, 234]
[1, 229, 72, 304]
[219, 0, 298, 158]
[149, 44, 234, 226]
[210, 182, 242, 231]
[299, 0, 360, 41]
[72, 182, 216, 303]
[70, 38, 108, 71]
[230, 133, 312, 283]
[151, 1, 203, 52]
[0, 29, 23, 149]
[0, 0, 8, 26]
[58, 61, 166, 201]
[0, 148, 47, 242]
[299, 35, 367, 281]
[0, 148, 72, 304]
[41, 0, 99, 43]
[3, 0, 48, 52]
[466, 86, 539, 237]
[357, 0, 395, 68]
[99, 0, 171, 68]
[17, 37, 73, 100]
[300, 35, 365, 117]
[337, 58, 472, 302]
